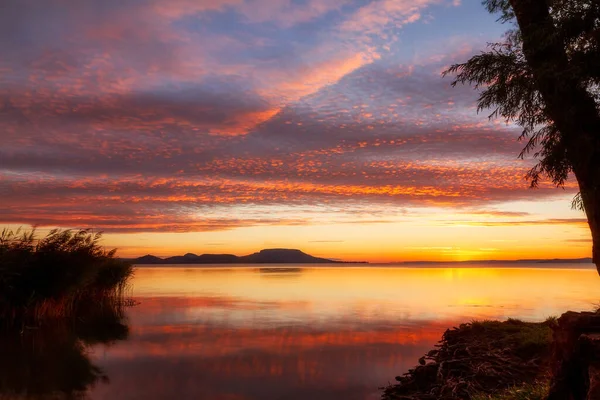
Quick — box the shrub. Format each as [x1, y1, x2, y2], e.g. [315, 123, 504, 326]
[0, 228, 133, 325]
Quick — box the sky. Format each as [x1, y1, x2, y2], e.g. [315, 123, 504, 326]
[0, 0, 591, 262]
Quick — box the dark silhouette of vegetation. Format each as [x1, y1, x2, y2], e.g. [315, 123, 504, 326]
[443, 0, 600, 273]
[0, 228, 133, 325]
[0, 301, 129, 399]
[383, 318, 554, 399]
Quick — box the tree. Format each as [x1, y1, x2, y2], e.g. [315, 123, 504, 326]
[444, 0, 600, 274]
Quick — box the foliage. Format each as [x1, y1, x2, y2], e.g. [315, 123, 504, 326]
[443, 0, 600, 191]
[467, 318, 553, 358]
[471, 381, 550, 400]
[0, 228, 133, 324]
[383, 318, 553, 399]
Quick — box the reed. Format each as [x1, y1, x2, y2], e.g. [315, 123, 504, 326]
[0, 228, 134, 326]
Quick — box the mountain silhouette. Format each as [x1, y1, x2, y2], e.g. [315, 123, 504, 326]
[130, 248, 345, 264]
[239, 249, 334, 263]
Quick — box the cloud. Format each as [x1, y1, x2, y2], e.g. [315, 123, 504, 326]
[1, 0, 577, 234]
[566, 238, 592, 243]
[436, 218, 588, 227]
[237, 0, 348, 27]
[262, 51, 375, 102]
[339, 0, 443, 36]
[459, 210, 532, 218]
[0, 167, 577, 233]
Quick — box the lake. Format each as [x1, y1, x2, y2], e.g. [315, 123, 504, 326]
[81, 264, 599, 399]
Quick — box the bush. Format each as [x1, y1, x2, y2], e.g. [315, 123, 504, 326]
[0, 228, 133, 324]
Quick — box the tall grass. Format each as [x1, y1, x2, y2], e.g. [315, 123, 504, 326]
[0, 228, 133, 325]
[471, 381, 550, 400]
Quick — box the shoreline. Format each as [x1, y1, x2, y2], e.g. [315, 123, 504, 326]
[382, 319, 554, 400]
[382, 312, 600, 400]
[130, 263, 597, 270]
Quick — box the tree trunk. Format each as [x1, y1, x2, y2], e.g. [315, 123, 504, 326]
[580, 173, 600, 270]
[509, 0, 600, 274]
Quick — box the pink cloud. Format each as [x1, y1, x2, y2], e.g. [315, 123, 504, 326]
[237, 0, 348, 27]
[339, 0, 448, 36]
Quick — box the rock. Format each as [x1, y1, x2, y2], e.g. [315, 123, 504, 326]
[547, 312, 600, 400]
[588, 364, 600, 400]
[581, 334, 600, 400]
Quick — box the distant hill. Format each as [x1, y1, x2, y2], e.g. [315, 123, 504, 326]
[130, 248, 347, 265]
[239, 249, 334, 264]
[530, 257, 592, 264]
[163, 253, 239, 264]
[129, 251, 590, 266]
[134, 254, 164, 264]
[399, 257, 593, 265]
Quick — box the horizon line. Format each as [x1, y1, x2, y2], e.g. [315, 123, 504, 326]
[124, 248, 593, 265]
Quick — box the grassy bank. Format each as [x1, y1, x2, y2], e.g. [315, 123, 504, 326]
[0, 228, 133, 325]
[471, 381, 549, 400]
[383, 319, 554, 399]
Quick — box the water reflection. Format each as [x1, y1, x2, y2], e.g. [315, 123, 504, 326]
[0, 307, 129, 399]
[258, 267, 303, 275]
[90, 301, 448, 399]
[3, 266, 598, 399]
[87, 266, 599, 400]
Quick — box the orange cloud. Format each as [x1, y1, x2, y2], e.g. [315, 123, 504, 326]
[438, 218, 589, 227]
[209, 107, 281, 136]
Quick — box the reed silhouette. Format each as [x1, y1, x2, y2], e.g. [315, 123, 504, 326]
[0, 228, 133, 325]
[0, 301, 129, 399]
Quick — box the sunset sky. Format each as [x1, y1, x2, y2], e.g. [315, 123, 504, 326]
[0, 0, 591, 262]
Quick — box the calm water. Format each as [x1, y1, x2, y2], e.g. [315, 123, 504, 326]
[79, 265, 599, 399]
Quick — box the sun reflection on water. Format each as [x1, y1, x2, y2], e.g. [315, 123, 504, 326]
[85, 265, 599, 400]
